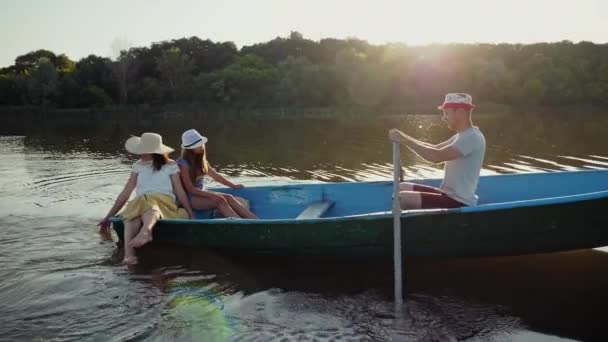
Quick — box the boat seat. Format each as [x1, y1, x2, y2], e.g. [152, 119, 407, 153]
[295, 201, 335, 220]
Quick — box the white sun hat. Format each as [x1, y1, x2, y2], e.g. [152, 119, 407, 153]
[437, 93, 475, 110]
[125, 132, 174, 155]
[181, 129, 208, 149]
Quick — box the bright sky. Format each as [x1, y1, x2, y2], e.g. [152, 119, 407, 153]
[1, 0, 606, 67]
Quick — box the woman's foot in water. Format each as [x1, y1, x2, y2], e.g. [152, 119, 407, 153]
[128, 230, 153, 248]
[122, 255, 138, 265]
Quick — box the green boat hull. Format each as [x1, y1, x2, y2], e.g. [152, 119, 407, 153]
[112, 195, 608, 258]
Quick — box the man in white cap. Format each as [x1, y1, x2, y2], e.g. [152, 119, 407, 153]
[389, 93, 486, 209]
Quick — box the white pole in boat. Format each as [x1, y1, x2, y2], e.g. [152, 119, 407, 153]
[392, 141, 403, 307]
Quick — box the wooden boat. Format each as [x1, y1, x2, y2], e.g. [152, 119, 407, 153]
[111, 169, 608, 258]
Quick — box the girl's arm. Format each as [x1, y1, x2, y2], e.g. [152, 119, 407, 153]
[171, 173, 194, 219]
[98, 172, 137, 231]
[208, 166, 242, 189]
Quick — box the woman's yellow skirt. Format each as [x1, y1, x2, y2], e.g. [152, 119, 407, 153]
[120, 193, 188, 221]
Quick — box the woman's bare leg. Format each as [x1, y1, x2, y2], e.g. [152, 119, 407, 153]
[129, 209, 160, 248]
[124, 217, 142, 264]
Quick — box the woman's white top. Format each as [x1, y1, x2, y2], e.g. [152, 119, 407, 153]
[132, 160, 179, 199]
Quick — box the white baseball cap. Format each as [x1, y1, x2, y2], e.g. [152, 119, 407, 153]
[181, 129, 208, 149]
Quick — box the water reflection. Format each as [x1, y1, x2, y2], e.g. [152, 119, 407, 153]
[112, 247, 523, 341]
[12, 113, 608, 182]
[95, 244, 607, 341]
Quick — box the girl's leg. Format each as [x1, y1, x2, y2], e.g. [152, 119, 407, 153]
[223, 194, 258, 219]
[191, 196, 240, 218]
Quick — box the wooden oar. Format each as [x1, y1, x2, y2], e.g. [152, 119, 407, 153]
[392, 141, 403, 308]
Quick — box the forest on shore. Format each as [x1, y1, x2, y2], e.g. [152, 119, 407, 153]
[1, 32, 607, 113]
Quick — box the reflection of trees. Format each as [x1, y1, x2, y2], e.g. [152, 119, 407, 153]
[18, 114, 608, 180]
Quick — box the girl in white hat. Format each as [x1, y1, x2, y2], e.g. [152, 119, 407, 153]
[178, 129, 257, 219]
[98, 132, 193, 264]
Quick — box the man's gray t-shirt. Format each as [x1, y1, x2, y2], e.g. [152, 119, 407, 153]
[440, 127, 486, 206]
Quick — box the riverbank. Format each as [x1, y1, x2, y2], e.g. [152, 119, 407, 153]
[0, 103, 604, 135]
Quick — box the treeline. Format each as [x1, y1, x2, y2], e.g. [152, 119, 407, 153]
[1, 32, 607, 111]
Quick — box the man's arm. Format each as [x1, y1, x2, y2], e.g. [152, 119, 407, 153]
[414, 139, 436, 148]
[389, 129, 462, 163]
[405, 135, 454, 149]
[434, 137, 456, 149]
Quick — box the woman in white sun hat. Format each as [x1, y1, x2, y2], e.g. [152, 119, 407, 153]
[177, 129, 258, 219]
[98, 132, 193, 264]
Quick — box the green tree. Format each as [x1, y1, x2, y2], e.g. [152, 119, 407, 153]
[0, 72, 19, 105]
[57, 73, 80, 108]
[14, 49, 57, 72]
[155, 47, 195, 102]
[112, 50, 138, 104]
[55, 54, 76, 74]
[26, 57, 59, 105]
[205, 54, 278, 108]
[135, 77, 163, 105]
[76, 55, 115, 90]
[241, 31, 323, 64]
[82, 85, 113, 107]
[520, 78, 546, 105]
[276, 56, 323, 107]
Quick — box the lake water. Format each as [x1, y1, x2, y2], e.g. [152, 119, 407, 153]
[1, 113, 607, 341]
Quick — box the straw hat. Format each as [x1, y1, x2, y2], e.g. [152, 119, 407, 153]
[125, 133, 174, 155]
